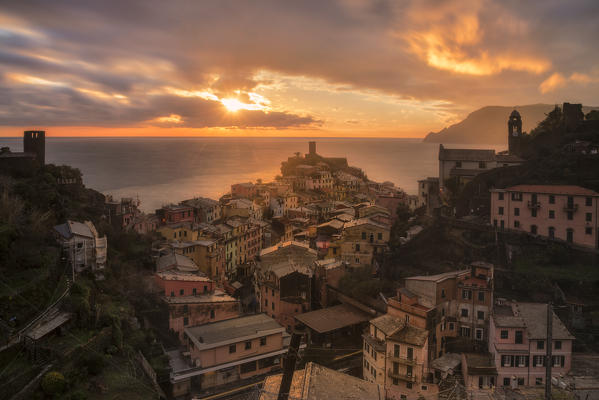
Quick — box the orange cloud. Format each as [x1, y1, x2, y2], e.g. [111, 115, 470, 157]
[539, 71, 599, 93]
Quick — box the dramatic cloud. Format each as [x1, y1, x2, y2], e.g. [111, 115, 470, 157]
[0, 0, 598, 136]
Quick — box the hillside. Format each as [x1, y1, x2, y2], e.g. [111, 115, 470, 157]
[423, 104, 598, 144]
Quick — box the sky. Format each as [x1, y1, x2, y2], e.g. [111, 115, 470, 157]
[0, 0, 598, 138]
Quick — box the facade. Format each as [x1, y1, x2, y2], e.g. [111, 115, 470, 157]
[390, 262, 494, 359]
[154, 271, 240, 339]
[327, 218, 390, 268]
[53, 220, 107, 273]
[182, 197, 222, 224]
[489, 302, 574, 388]
[255, 242, 316, 331]
[169, 239, 225, 280]
[173, 314, 288, 392]
[156, 204, 194, 226]
[416, 177, 440, 215]
[363, 315, 438, 400]
[231, 182, 258, 199]
[490, 185, 599, 249]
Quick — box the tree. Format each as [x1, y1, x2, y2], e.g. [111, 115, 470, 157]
[41, 371, 67, 396]
[586, 110, 599, 120]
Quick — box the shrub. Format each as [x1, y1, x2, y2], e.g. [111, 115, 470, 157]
[41, 371, 67, 395]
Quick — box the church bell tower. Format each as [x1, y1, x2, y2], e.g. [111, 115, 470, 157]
[508, 110, 522, 155]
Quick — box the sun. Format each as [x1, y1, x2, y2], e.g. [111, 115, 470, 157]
[221, 98, 247, 112]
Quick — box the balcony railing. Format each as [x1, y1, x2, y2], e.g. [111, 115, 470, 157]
[564, 204, 578, 212]
[527, 201, 541, 209]
[387, 353, 417, 365]
[388, 370, 416, 382]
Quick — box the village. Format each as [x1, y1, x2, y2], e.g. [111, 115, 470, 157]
[1, 104, 599, 400]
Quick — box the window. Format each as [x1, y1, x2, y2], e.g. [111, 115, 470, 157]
[422, 386, 428, 391]
[501, 355, 512, 367]
[407, 347, 413, 360]
[441, 289, 446, 298]
[170, 291, 174, 297]
[460, 327, 471, 337]
[515, 330, 523, 344]
[549, 227, 555, 239]
[361, 232, 366, 239]
[476, 328, 483, 340]
[179, 289, 184, 295]
[536, 378, 543, 386]
[531, 225, 538, 235]
[265, 299, 268, 307]
[532, 209, 537, 218]
[503, 378, 510, 386]
[245, 341, 252, 350]
[512, 192, 523, 201]
[567, 211, 573, 220]
[183, 316, 189, 326]
[552, 355, 565, 367]
[533, 355, 545, 367]
[478, 291, 485, 302]
[586, 197, 593, 206]
[518, 378, 525, 386]
[498, 207, 504, 215]
[479, 161, 487, 169]
[393, 378, 399, 386]
[537, 340, 544, 350]
[271, 289, 274, 296]
[586, 227, 593, 235]
[462, 289, 471, 300]
[514, 220, 520, 228]
[549, 210, 555, 219]
[229, 344, 236, 353]
[394, 344, 400, 357]
[549, 195, 555, 204]
[555, 340, 562, 350]
[377, 232, 382, 240]
[449, 322, 454, 330]
[183, 305, 188, 313]
[192, 288, 197, 295]
[210, 309, 215, 319]
[498, 192, 504, 200]
[586, 212, 592, 222]
[355, 244, 360, 252]
[406, 382, 413, 389]
[566, 229, 574, 243]
[514, 207, 520, 216]
[272, 302, 275, 311]
[455, 161, 462, 168]
[240, 360, 257, 374]
[500, 330, 508, 339]
[477, 311, 484, 320]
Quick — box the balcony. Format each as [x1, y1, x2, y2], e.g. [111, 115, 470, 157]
[564, 204, 578, 212]
[527, 201, 541, 209]
[388, 353, 417, 365]
[388, 369, 416, 382]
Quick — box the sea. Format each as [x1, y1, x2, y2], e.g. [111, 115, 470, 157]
[0, 137, 505, 212]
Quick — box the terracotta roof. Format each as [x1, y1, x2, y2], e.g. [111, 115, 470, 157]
[370, 314, 404, 336]
[389, 325, 428, 347]
[295, 304, 371, 334]
[504, 185, 599, 197]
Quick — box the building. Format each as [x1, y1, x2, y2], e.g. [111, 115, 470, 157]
[389, 262, 494, 359]
[182, 197, 222, 224]
[231, 182, 258, 199]
[255, 241, 316, 331]
[461, 352, 497, 389]
[313, 258, 347, 308]
[169, 314, 288, 396]
[490, 185, 599, 249]
[416, 177, 440, 215]
[363, 314, 438, 400]
[261, 362, 384, 400]
[156, 204, 194, 226]
[489, 301, 574, 388]
[53, 220, 107, 273]
[168, 240, 225, 280]
[154, 269, 240, 339]
[327, 218, 389, 268]
[0, 130, 45, 172]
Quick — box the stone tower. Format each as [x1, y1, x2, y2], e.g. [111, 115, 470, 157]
[507, 110, 522, 155]
[309, 141, 316, 156]
[24, 130, 45, 166]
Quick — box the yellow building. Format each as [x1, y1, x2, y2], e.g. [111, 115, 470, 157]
[327, 218, 389, 268]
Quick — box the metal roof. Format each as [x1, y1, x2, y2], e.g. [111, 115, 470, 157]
[295, 304, 371, 334]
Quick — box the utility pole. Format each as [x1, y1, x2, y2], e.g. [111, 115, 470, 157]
[278, 326, 305, 400]
[545, 302, 553, 400]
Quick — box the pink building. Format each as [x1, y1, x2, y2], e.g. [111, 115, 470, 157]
[490, 185, 599, 249]
[489, 301, 574, 388]
[156, 204, 194, 226]
[231, 182, 257, 198]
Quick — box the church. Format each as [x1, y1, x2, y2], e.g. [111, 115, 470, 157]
[438, 110, 524, 190]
